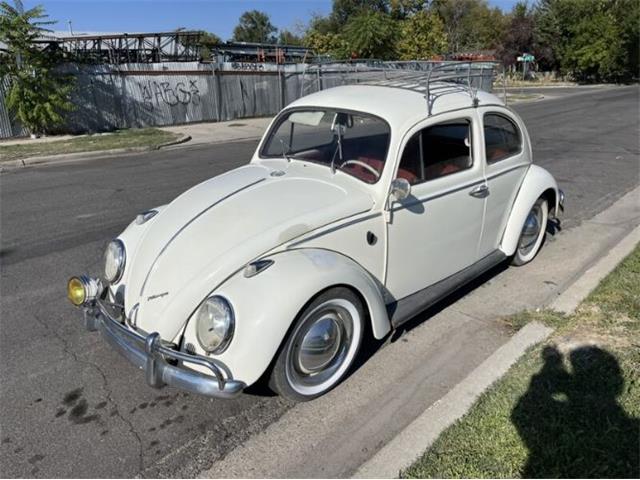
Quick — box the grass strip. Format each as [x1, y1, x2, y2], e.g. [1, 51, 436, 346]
[0, 128, 181, 162]
[403, 246, 640, 478]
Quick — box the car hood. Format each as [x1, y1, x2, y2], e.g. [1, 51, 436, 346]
[124, 163, 374, 340]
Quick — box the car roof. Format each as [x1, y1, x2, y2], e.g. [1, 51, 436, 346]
[287, 84, 505, 128]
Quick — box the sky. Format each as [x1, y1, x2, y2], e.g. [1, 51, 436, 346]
[23, 0, 521, 41]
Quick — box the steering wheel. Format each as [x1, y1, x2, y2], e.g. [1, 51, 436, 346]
[340, 159, 381, 179]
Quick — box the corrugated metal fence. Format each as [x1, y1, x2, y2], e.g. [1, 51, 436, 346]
[1, 61, 496, 138]
[0, 77, 28, 138]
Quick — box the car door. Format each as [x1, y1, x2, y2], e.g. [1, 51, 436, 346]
[477, 109, 530, 257]
[384, 113, 486, 303]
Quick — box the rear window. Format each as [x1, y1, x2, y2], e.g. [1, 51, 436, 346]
[484, 113, 522, 164]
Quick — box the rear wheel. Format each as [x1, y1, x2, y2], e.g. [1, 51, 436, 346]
[269, 287, 364, 402]
[512, 197, 548, 266]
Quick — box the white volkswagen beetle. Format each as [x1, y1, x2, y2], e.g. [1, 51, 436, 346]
[68, 81, 563, 401]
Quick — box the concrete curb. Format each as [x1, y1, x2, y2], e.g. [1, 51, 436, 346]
[353, 321, 553, 479]
[551, 224, 640, 314]
[0, 133, 191, 171]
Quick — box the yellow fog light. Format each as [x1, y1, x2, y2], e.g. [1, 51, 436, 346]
[67, 276, 101, 307]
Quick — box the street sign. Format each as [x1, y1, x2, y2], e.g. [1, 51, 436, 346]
[518, 53, 535, 62]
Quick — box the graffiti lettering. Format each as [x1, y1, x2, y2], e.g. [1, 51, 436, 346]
[230, 62, 265, 71]
[140, 80, 201, 108]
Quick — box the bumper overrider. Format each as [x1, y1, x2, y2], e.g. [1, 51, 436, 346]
[68, 276, 245, 399]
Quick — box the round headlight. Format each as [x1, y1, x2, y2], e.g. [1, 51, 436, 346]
[195, 296, 235, 354]
[104, 239, 126, 284]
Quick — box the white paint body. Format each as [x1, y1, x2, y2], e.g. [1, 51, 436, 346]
[111, 85, 560, 386]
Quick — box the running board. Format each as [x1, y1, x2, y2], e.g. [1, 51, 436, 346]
[387, 250, 507, 328]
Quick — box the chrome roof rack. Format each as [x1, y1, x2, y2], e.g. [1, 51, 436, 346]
[300, 60, 506, 116]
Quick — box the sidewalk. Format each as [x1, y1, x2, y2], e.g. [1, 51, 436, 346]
[159, 117, 272, 147]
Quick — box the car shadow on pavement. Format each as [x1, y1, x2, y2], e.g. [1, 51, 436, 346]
[512, 345, 639, 478]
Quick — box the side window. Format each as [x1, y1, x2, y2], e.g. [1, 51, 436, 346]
[397, 120, 473, 185]
[484, 113, 522, 164]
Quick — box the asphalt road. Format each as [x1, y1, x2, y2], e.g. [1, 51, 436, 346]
[1, 85, 638, 478]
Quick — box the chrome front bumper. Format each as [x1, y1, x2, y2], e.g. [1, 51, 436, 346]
[82, 298, 245, 399]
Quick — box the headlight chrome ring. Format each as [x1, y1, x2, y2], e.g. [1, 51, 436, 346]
[195, 295, 235, 354]
[104, 239, 126, 284]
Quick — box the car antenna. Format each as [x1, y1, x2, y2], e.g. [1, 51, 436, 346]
[330, 115, 344, 174]
[279, 139, 291, 163]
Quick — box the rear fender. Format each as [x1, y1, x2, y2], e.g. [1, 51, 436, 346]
[181, 248, 390, 387]
[500, 164, 559, 256]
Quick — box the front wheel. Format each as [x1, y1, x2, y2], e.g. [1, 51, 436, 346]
[269, 287, 364, 402]
[512, 197, 549, 266]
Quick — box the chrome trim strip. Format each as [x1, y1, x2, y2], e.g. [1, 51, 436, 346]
[140, 178, 266, 296]
[288, 211, 382, 247]
[485, 162, 529, 181]
[390, 178, 486, 212]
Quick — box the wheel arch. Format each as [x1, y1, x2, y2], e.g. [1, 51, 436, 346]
[185, 248, 391, 387]
[500, 164, 560, 257]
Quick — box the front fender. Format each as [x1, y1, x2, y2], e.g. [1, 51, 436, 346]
[181, 248, 391, 387]
[500, 164, 559, 256]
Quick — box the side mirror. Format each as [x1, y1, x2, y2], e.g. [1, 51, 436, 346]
[390, 178, 411, 202]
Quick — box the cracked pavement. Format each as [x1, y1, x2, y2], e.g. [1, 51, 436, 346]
[1, 85, 638, 477]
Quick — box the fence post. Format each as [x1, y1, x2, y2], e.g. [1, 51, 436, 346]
[212, 61, 222, 121]
[278, 64, 285, 109]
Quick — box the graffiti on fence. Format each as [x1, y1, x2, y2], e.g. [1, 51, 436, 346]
[230, 62, 265, 71]
[140, 79, 201, 108]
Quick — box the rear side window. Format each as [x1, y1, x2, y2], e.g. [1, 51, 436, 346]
[484, 114, 522, 164]
[397, 120, 473, 185]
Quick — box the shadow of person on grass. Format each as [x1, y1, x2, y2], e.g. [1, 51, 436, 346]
[512, 345, 639, 478]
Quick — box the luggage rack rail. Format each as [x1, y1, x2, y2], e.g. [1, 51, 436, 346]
[300, 60, 506, 116]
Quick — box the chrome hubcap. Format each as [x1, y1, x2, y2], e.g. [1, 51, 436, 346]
[298, 315, 342, 374]
[286, 299, 356, 394]
[519, 205, 543, 255]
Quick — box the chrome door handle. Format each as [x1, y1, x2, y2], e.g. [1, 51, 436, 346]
[469, 184, 490, 198]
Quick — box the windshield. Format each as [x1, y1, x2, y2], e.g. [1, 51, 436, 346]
[260, 109, 391, 184]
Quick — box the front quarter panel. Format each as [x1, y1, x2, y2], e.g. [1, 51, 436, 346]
[181, 248, 391, 387]
[500, 164, 559, 256]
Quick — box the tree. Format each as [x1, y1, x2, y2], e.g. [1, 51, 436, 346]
[0, 1, 73, 134]
[200, 31, 222, 61]
[497, 2, 537, 67]
[304, 30, 349, 59]
[232, 10, 277, 43]
[535, 0, 636, 81]
[278, 29, 303, 46]
[397, 10, 447, 60]
[564, 5, 625, 81]
[343, 10, 398, 59]
[434, 0, 506, 52]
[389, 0, 427, 19]
[331, 0, 390, 26]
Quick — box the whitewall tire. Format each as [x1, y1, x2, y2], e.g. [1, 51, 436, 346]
[269, 287, 364, 402]
[512, 197, 549, 266]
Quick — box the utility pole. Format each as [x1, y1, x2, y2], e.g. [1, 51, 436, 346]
[68, 20, 74, 36]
